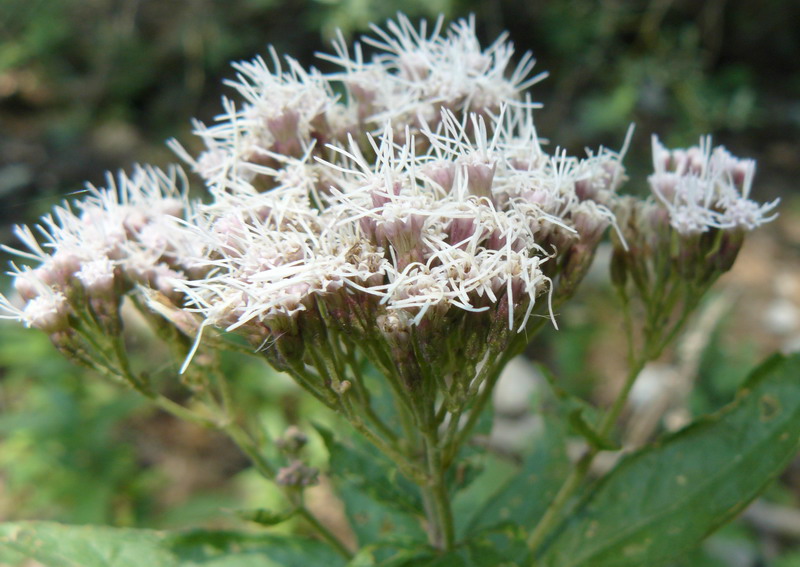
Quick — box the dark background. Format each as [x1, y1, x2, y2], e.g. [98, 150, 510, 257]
[2, 0, 798, 232]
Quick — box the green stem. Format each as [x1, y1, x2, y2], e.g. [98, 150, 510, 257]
[342, 344, 399, 442]
[526, 354, 647, 557]
[285, 360, 338, 409]
[596, 356, 648, 437]
[310, 340, 409, 468]
[525, 449, 594, 556]
[526, 290, 700, 560]
[423, 431, 455, 551]
[443, 353, 506, 466]
[295, 505, 353, 560]
[361, 338, 419, 423]
[222, 422, 277, 479]
[152, 394, 218, 429]
[346, 407, 427, 485]
[225, 422, 353, 560]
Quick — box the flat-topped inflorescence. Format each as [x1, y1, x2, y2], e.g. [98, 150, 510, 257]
[0, 14, 777, 412]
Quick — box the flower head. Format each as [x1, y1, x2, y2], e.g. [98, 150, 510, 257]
[0, 166, 196, 335]
[648, 135, 779, 235]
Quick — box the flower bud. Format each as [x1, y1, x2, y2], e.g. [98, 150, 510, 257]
[463, 156, 496, 200]
[423, 161, 457, 193]
[448, 217, 477, 248]
[13, 272, 40, 301]
[276, 425, 308, 455]
[276, 460, 319, 487]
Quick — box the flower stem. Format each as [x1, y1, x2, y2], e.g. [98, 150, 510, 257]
[223, 421, 353, 560]
[443, 353, 506, 466]
[421, 428, 455, 551]
[526, 292, 697, 560]
[526, 354, 648, 557]
[295, 504, 354, 559]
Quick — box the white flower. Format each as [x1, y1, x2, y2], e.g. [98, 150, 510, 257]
[319, 14, 545, 137]
[0, 166, 196, 328]
[75, 256, 116, 295]
[0, 279, 69, 333]
[648, 136, 779, 235]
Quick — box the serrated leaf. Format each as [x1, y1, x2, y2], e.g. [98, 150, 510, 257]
[315, 424, 426, 547]
[538, 352, 800, 567]
[0, 522, 347, 567]
[458, 416, 569, 538]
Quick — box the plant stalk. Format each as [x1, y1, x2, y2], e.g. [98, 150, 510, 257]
[526, 354, 647, 557]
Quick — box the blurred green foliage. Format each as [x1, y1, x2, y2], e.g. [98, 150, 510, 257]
[0, 323, 150, 525]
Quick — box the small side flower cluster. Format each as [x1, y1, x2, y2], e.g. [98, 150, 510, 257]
[1, 167, 196, 337]
[275, 426, 319, 488]
[611, 136, 778, 353]
[648, 135, 779, 235]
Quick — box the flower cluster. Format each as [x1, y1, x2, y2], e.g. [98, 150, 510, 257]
[0, 15, 777, 415]
[610, 136, 778, 357]
[171, 15, 544, 193]
[0, 167, 196, 335]
[648, 135, 779, 235]
[168, 105, 623, 387]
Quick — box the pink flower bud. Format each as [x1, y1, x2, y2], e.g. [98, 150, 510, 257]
[14, 272, 40, 301]
[448, 217, 477, 248]
[423, 161, 457, 193]
[464, 159, 496, 200]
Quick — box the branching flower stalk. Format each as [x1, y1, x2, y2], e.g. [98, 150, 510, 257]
[0, 14, 778, 559]
[526, 134, 778, 560]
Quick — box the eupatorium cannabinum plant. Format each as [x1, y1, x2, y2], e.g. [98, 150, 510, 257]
[0, 14, 795, 567]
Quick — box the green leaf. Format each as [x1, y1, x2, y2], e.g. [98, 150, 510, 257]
[0, 522, 172, 567]
[539, 352, 800, 567]
[457, 416, 569, 538]
[346, 544, 433, 567]
[537, 363, 614, 450]
[367, 535, 525, 567]
[234, 507, 296, 526]
[0, 522, 347, 567]
[315, 425, 426, 547]
[166, 529, 347, 566]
